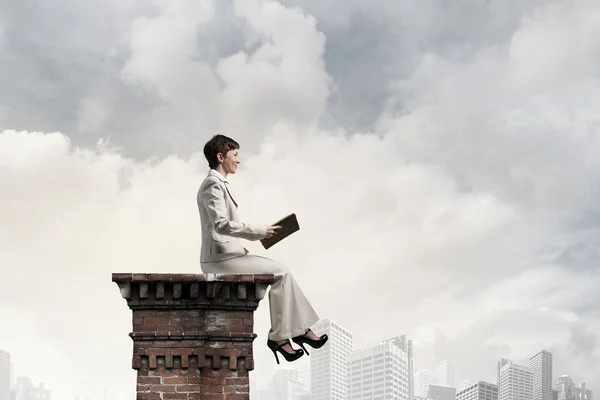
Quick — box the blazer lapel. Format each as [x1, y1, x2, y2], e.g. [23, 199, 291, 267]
[208, 170, 238, 207]
[224, 182, 238, 207]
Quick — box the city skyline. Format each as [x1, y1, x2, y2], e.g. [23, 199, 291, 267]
[248, 336, 595, 400]
[2, 340, 595, 400]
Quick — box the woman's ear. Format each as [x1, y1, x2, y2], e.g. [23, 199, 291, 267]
[216, 153, 224, 163]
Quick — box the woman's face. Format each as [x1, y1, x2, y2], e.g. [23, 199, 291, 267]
[220, 149, 240, 174]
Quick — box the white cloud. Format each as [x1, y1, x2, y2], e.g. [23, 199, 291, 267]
[509, 0, 600, 92]
[215, 0, 330, 139]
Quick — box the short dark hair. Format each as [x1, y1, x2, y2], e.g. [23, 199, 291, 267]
[203, 134, 240, 169]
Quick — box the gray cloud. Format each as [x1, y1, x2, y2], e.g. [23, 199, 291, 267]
[2, 0, 600, 398]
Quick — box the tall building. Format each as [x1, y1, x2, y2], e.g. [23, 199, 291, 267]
[530, 350, 553, 400]
[437, 360, 457, 388]
[296, 358, 311, 399]
[429, 384, 457, 400]
[13, 377, 51, 400]
[0, 350, 10, 400]
[250, 378, 274, 400]
[415, 369, 439, 398]
[310, 319, 353, 400]
[271, 367, 305, 400]
[497, 358, 532, 400]
[347, 335, 413, 400]
[457, 381, 498, 400]
[556, 375, 593, 400]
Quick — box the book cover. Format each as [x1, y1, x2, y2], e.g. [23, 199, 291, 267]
[260, 213, 300, 249]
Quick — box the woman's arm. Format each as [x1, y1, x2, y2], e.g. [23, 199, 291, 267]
[200, 179, 268, 241]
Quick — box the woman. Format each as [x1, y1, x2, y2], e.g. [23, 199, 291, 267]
[197, 134, 328, 364]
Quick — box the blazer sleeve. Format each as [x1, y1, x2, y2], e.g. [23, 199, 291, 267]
[200, 178, 268, 241]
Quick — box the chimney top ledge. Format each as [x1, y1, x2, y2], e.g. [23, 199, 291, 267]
[112, 273, 275, 283]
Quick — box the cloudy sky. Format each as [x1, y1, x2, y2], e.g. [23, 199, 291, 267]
[1, 0, 600, 398]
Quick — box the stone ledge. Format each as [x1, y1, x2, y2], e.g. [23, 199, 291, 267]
[112, 273, 275, 283]
[129, 332, 257, 341]
[112, 273, 276, 305]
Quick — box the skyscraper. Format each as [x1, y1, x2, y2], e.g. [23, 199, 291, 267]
[347, 335, 413, 400]
[415, 369, 439, 398]
[429, 384, 457, 400]
[530, 350, 553, 400]
[457, 381, 498, 400]
[13, 377, 51, 400]
[310, 319, 353, 400]
[497, 358, 532, 400]
[437, 360, 457, 388]
[271, 367, 305, 400]
[0, 349, 10, 400]
[556, 375, 593, 400]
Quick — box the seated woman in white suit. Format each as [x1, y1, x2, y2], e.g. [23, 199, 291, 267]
[197, 134, 328, 364]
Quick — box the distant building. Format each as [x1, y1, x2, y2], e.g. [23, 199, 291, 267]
[13, 377, 51, 400]
[271, 367, 305, 400]
[497, 358, 532, 400]
[310, 319, 353, 400]
[415, 369, 439, 398]
[556, 375, 592, 400]
[347, 335, 413, 400]
[530, 350, 553, 400]
[0, 350, 10, 400]
[429, 384, 456, 400]
[457, 381, 498, 400]
[437, 360, 457, 388]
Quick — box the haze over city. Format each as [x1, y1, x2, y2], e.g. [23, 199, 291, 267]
[1, 0, 600, 398]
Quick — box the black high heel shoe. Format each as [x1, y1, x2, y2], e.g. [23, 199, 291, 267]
[267, 339, 304, 364]
[291, 329, 328, 355]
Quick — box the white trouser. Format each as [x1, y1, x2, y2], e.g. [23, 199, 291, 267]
[201, 254, 320, 341]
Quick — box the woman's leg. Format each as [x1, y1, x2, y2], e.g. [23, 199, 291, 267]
[201, 254, 320, 341]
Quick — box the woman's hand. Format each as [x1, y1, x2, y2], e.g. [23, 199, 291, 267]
[266, 225, 282, 238]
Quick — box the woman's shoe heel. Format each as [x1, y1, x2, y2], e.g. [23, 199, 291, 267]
[267, 339, 304, 364]
[296, 342, 309, 355]
[291, 329, 328, 356]
[270, 347, 280, 364]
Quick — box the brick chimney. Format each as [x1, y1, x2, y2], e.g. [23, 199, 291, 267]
[112, 273, 275, 400]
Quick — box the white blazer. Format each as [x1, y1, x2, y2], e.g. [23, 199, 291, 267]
[197, 169, 268, 263]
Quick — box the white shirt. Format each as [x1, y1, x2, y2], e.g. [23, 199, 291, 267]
[209, 168, 229, 183]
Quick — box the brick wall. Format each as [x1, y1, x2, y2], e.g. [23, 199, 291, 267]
[112, 273, 275, 400]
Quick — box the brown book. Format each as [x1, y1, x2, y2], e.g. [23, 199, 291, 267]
[260, 213, 300, 249]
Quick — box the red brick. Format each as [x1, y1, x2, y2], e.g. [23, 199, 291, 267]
[144, 317, 170, 325]
[137, 376, 161, 385]
[112, 273, 131, 281]
[163, 377, 188, 384]
[253, 274, 274, 282]
[146, 348, 171, 356]
[182, 273, 199, 281]
[202, 385, 224, 394]
[163, 393, 188, 400]
[134, 310, 159, 317]
[172, 348, 193, 356]
[150, 385, 176, 392]
[147, 274, 164, 281]
[224, 394, 248, 400]
[132, 356, 142, 369]
[137, 393, 161, 400]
